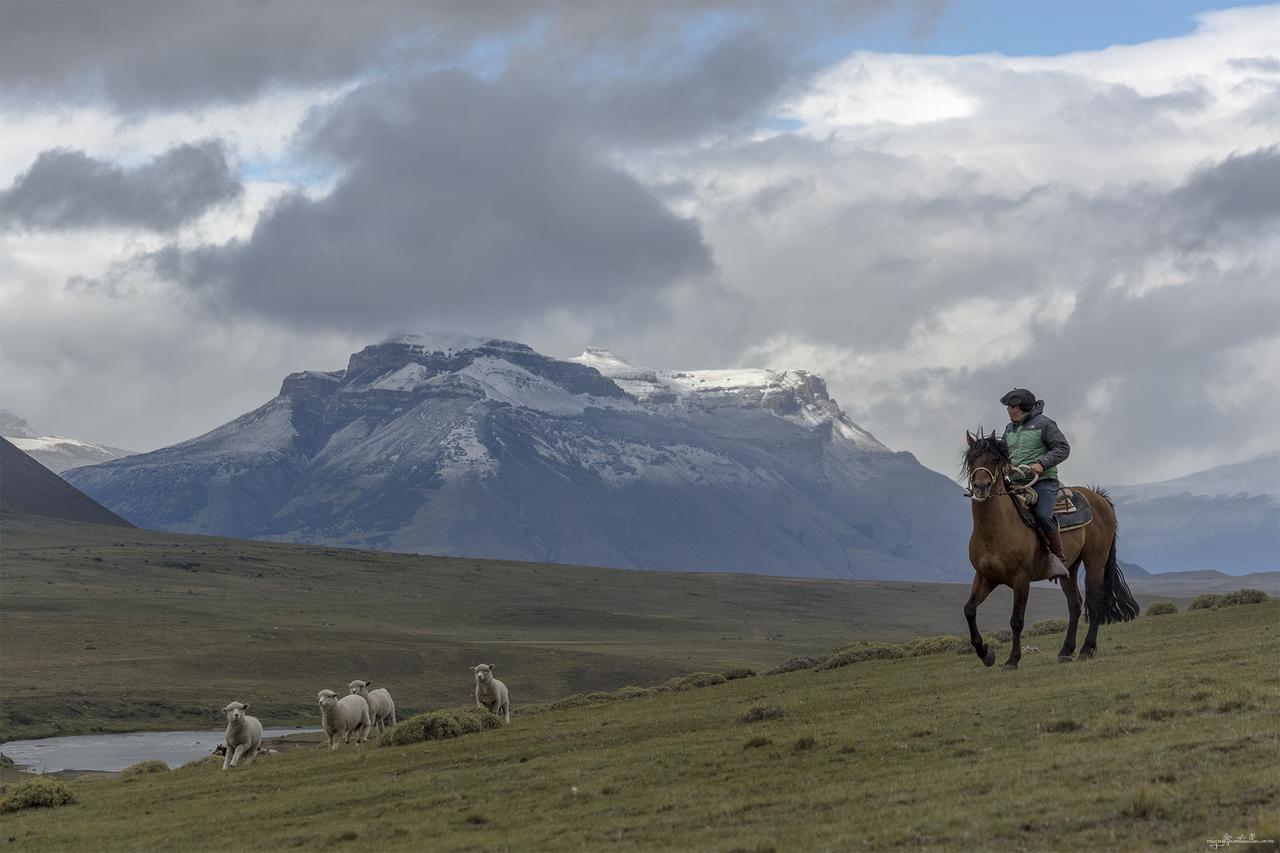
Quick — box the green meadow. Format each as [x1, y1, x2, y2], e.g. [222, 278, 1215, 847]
[0, 513, 1139, 742]
[1, 594, 1275, 850]
[1, 513, 1276, 850]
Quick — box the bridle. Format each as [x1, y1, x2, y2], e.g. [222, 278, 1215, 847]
[966, 461, 1039, 501]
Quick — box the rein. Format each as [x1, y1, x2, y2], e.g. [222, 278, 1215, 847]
[965, 464, 1040, 499]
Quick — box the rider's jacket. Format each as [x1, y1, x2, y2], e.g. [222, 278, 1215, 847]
[1002, 400, 1070, 483]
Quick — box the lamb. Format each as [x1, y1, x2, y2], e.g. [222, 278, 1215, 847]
[317, 689, 371, 750]
[472, 663, 510, 724]
[348, 679, 397, 737]
[221, 701, 262, 769]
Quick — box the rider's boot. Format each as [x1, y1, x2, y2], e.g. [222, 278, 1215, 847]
[1041, 525, 1069, 582]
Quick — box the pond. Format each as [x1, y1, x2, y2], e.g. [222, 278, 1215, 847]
[1, 728, 321, 774]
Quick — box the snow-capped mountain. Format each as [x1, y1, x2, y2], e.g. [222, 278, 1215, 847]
[65, 335, 971, 580]
[1109, 452, 1279, 575]
[0, 409, 135, 474]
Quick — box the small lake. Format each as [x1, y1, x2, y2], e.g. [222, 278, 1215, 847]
[1, 728, 320, 774]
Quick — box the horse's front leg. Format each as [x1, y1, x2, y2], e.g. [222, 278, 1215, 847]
[964, 574, 997, 667]
[1004, 579, 1030, 670]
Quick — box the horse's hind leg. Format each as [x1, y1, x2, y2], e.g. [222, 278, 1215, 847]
[1057, 564, 1082, 662]
[1003, 579, 1030, 670]
[964, 574, 997, 667]
[1080, 551, 1106, 659]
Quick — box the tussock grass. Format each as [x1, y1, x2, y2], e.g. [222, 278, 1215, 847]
[657, 672, 727, 692]
[379, 707, 501, 745]
[903, 635, 967, 656]
[739, 705, 784, 723]
[120, 760, 169, 778]
[813, 641, 905, 671]
[1026, 617, 1069, 637]
[722, 667, 756, 680]
[1217, 588, 1270, 607]
[0, 777, 77, 813]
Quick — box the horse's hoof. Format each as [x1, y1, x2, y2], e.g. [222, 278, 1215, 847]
[1057, 655, 1073, 664]
[1002, 662, 1019, 671]
[982, 649, 996, 667]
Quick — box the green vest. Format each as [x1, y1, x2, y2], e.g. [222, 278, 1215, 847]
[1005, 420, 1059, 482]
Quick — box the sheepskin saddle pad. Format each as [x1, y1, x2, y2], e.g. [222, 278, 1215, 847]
[1052, 486, 1093, 532]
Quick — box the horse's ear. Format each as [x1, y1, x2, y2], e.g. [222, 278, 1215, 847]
[966, 431, 976, 447]
[988, 429, 998, 441]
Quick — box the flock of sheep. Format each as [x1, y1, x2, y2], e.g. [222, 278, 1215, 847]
[218, 665, 511, 769]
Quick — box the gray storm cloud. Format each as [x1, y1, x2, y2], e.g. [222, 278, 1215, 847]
[153, 74, 712, 332]
[0, 141, 241, 232]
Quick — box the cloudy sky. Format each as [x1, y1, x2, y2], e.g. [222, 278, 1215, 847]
[1, 0, 1277, 485]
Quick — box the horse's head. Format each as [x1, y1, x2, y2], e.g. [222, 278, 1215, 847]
[962, 430, 1010, 501]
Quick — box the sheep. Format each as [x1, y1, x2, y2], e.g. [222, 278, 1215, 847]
[472, 663, 510, 724]
[317, 689, 371, 750]
[348, 679, 397, 737]
[221, 701, 262, 769]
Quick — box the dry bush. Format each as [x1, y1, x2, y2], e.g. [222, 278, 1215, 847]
[120, 760, 170, 778]
[380, 707, 501, 746]
[0, 777, 78, 813]
[1026, 618, 1069, 637]
[1145, 601, 1178, 616]
[739, 705, 784, 723]
[813, 642, 905, 671]
[1217, 589, 1269, 608]
[904, 636, 967, 656]
[767, 656, 815, 674]
[657, 672, 727, 692]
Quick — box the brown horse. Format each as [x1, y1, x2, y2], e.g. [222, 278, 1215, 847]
[962, 430, 1139, 669]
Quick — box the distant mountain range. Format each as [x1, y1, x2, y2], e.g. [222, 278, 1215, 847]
[1107, 452, 1279, 575]
[64, 335, 972, 581]
[0, 409, 134, 474]
[0, 436, 133, 527]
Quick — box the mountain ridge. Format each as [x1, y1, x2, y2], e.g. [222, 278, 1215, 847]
[65, 334, 970, 581]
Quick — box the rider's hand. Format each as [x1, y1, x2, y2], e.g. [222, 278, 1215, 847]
[1029, 463, 1045, 475]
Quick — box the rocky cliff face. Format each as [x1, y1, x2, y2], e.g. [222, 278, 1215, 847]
[65, 335, 971, 580]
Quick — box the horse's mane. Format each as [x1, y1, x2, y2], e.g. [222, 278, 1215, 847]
[960, 427, 1010, 478]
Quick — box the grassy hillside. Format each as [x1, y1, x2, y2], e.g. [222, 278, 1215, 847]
[1, 599, 1275, 851]
[2, 513, 1173, 742]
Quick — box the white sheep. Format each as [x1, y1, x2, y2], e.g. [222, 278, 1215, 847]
[348, 679, 397, 737]
[317, 689, 371, 750]
[472, 663, 510, 724]
[221, 701, 262, 769]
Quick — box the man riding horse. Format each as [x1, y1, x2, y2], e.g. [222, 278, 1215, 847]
[999, 388, 1070, 582]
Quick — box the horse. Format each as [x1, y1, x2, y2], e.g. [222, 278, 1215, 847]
[962, 430, 1139, 669]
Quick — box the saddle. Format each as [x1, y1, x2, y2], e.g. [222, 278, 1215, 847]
[1009, 483, 1095, 536]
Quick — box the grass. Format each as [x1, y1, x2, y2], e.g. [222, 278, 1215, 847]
[0, 599, 1275, 850]
[0, 512, 1162, 741]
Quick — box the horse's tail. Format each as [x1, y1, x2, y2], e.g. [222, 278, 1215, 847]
[1085, 487, 1140, 624]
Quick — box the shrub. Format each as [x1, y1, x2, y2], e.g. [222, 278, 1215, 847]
[121, 760, 170, 778]
[380, 707, 501, 746]
[1216, 589, 1269, 608]
[657, 672, 727, 693]
[767, 656, 815, 674]
[549, 692, 618, 711]
[722, 667, 757, 680]
[742, 736, 772, 750]
[1145, 601, 1178, 616]
[813, 642, 905, 671]
[1043, 719, 1082, 733]
[0, 777, 78, 813]
[1189, 594, 1222, 610]
[739, 705, 784, 723]
[994, 629, 1013, 643]
[1026, 618, 1069, 637]
[792, 736, 816, 752]
[613, 686, 657, 700]
[904, 635, 967, 656]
